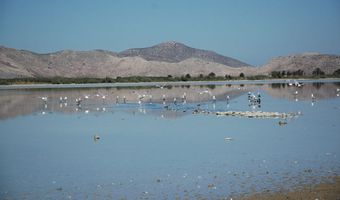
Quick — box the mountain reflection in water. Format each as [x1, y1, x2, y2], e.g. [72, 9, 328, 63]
[0, 82, 339, 120]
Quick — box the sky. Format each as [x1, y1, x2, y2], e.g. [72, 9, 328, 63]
[0, 0, 340, 65]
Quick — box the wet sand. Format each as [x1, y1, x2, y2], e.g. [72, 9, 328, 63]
[240, 176, 340, 200]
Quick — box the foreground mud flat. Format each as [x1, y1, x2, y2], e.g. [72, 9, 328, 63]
[240, 176, 340, 200]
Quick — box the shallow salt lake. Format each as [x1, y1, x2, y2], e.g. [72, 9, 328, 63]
[0, 81, 340, 199]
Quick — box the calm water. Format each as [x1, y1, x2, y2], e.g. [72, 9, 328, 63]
[0, 81, 340, 199]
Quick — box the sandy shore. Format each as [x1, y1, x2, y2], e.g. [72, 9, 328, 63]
[1, 78, 340, 90]
[240, 176, 340, 200]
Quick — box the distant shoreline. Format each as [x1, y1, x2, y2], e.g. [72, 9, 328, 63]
[1, 78, 340, 90]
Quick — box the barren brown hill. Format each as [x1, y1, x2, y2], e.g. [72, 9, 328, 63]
[0, 42, 253, 79]
[1, 42, 340, 79]
[260, 52, 340, 76]
[118, 41, 250, 67]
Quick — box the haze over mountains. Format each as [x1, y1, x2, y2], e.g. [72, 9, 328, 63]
[0, 41, 339, 79]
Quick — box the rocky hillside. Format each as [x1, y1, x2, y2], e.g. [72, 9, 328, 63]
[0, 42, 339, 79]
[0, 42, 252, 79]
[118, 41, 250, 67]
[260, 53, 340, 76]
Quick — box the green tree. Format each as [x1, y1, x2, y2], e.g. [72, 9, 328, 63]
[312, 68, 325, 76]
[271, 71, 281, 78]
[225, 74, 231, 79]
[333, 69, 340, 77]
[208, 72, 216, 78]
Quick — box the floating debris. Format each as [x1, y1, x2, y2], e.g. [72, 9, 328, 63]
[224, 137, 233, 141]
[192, 109, 211, 114]
[216, 111, 298, 119]
[207, 183, 217, 189]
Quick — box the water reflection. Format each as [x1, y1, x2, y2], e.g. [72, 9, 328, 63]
[267, 82, 340, 101]
[1, 81, 340, 199]
[0, 85, 251, 120]
[0, 82, 339, 120]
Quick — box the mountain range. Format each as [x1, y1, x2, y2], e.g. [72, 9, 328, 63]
[0, 41, 339, 79]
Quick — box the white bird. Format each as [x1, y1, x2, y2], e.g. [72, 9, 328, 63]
[84, 95, 90, 99]
[39, 96, 48, 102]
[76, 98, 82, 106]
[181, 93, 187, 103]
[199, 90, 212, 95]
[102, 95, 106, 99]
[294, 91, 298, 95]
[294, 80, 302, 87]
[224, 137, 233, 141]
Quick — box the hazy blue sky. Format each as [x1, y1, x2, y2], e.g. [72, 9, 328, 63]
[1, 0, 339, 65]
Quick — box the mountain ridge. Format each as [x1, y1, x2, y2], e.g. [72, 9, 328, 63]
[0, 42, 340, 79]
[118, 41, 250, 67]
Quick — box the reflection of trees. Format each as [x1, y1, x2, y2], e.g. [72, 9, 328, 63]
[0, 85, 250, 120]
[271, 83, 286, 89]
[206, 85, 216, 90]
[265, 82, 338, 101]
[313, 82, 324, 90]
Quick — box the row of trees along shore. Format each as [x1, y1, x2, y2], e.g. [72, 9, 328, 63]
[0, 68, 340, 85]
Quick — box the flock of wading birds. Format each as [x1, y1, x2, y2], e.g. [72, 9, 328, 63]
[37, 81, 340, 114]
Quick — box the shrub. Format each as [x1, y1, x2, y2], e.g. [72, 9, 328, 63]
[208, 72, 216, 78]
[333, 69, 340, 77]
[312, 68, 325, 76]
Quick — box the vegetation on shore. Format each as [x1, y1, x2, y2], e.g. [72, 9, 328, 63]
[1, 68, 340, 85]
